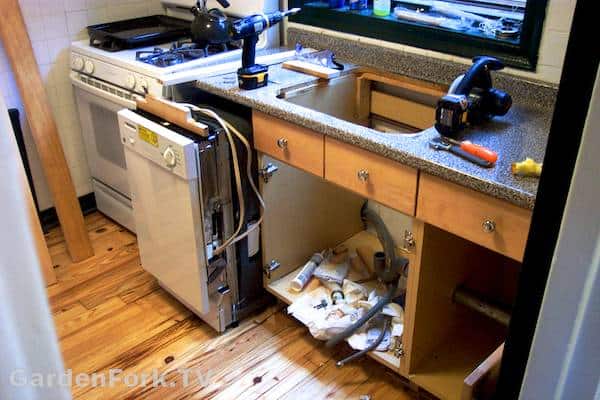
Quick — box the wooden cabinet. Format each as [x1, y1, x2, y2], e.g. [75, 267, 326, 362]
[406, 224, 518, 400]
[325, 137, 418, 216]
[417, 174, 532, 262]
[253, 111, 324, 177]
[252, 111, 526, 400]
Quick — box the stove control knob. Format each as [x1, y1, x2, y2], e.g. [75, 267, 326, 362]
[137, 78, 148, 92]
[83, 60, 95, 74]
[126, 75, 137, 90]
[163, 147, 177, 168]
[72, 56, 84, 71]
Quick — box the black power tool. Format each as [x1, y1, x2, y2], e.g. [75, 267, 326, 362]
[230, 8, 300, 90]
[435, 56, 512, 138]
[190, 4, 300, 90]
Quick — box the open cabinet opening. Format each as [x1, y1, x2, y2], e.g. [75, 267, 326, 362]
[258, 154, 417, 373]
[407, 224, 520, 400]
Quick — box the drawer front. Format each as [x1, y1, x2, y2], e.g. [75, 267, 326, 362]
[417, 174, 532, 261]
[253, 111, 324, 177]
[325, 137, 418, 215]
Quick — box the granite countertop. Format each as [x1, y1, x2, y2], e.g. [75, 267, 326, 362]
[195, 52, 553, 210]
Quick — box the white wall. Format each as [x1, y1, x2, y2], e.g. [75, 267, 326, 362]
[0, 88, 70, 400]
[0, 0, 164, 211]
[287, 0, 576, 85]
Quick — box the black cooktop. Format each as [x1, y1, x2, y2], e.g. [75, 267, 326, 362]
[87, 15, 191, 52]
[135, 40, 241, 67]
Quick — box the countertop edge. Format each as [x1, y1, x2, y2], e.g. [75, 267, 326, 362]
[195, 77, 538, 210]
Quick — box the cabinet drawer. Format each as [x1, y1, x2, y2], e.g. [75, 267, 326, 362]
[253, 111, 324, 177]
[417, 174, 532, 261]
[325, 137, 418, 215]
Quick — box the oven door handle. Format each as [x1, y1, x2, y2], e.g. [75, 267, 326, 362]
[70, 73, 137, 109]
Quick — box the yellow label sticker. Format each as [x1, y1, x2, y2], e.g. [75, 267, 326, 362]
[138, 126, 158, 147]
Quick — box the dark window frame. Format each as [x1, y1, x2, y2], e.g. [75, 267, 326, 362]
[288, 0, 549, 70]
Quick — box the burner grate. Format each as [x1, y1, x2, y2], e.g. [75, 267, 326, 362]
[136, 40, 241, 67]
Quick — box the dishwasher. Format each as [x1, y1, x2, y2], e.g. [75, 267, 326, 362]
[118, 107, 264, 332]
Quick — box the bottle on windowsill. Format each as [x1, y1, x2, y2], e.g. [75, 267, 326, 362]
[373, 0, 391, 16]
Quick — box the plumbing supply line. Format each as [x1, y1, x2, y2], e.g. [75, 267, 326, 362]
[336, 318, 390, 367]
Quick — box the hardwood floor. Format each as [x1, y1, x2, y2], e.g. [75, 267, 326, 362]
[47, 212, 423, 400]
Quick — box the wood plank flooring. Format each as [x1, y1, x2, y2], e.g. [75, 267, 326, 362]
[48, 212, 423, 400]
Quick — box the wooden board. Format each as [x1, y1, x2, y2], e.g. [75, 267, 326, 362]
[358, 71, 447, 99]
[462, 343, 504, 400]
[0, 0, 93, 262]
[282, 59, 342, 79]
[400, 219, 425, 376]
[26, 173, 56, 286]
[411, 317, 505, 400]
[136, 95, 208, 137]
[370, 90, 437, 130]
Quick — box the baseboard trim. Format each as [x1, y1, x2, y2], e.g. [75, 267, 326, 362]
[39, 193, 97, 233]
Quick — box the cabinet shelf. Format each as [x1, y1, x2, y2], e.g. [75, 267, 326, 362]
[265, 230, 403, 372]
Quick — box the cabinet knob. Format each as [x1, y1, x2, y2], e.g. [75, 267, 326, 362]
[482, 220, 496, 233]
[276, 137, 288, 149]
[357, 169, 369, 181]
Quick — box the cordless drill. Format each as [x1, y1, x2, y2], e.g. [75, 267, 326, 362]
[230, 8, 300, 90]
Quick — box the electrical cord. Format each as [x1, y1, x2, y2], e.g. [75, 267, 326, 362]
[181, 103, 265, 256]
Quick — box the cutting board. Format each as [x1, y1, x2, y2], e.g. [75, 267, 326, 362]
[282, 59, 342, 79]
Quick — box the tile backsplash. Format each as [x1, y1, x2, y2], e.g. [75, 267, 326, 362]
[0, 0, 164, 211]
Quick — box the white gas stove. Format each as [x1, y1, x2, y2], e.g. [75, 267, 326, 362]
[70, 0, 295, 232]
[70, 0, 289, 99]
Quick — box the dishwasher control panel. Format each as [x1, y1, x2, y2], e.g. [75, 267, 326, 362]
[118, 109, 198, 180]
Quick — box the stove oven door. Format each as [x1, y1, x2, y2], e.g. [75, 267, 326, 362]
[72, 76, 137, 231]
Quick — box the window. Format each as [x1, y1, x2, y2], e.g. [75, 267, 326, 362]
[288, 0, 548, 70]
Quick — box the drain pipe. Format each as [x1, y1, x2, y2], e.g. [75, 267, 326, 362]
[326, 204, 408, 348]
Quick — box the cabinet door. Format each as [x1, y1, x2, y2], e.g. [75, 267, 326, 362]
[259, 154, 364, 284]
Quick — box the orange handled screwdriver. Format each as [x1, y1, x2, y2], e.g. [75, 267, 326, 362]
[442, 137, 498, 164]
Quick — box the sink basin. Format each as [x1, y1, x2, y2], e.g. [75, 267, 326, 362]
[277, 69, 447, 135]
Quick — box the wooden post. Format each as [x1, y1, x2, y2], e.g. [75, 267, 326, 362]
[0, 0, 93, 261]
[25, 175, 56, 286]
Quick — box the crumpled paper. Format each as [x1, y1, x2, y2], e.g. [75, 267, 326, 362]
[287, 279, 404, 350]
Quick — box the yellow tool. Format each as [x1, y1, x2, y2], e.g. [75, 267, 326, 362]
[512, 158, 542, 177]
